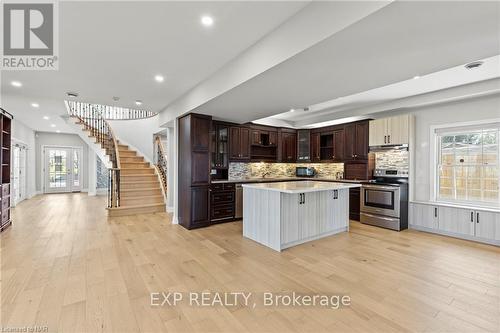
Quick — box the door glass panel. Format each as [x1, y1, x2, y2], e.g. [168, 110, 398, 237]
[73, 150, 80, 187]
[49, 150, 67, 188]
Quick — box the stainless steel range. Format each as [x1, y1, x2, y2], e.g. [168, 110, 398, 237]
[360, 169, 409, 231]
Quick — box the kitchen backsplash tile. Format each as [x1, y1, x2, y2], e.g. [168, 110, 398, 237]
[374, 149, 409, 170]
[228, 162, 344, 179]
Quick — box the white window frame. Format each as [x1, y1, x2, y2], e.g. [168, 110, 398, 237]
[430, 118, 500, 208]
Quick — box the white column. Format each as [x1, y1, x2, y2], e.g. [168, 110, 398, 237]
[169, 122, 178, 224]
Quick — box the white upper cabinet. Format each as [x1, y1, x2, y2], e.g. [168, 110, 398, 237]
[369, 114, 411, 146]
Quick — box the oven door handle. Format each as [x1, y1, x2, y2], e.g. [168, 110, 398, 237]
[362, 185, 399, 191]
[361, 212, 398, 221]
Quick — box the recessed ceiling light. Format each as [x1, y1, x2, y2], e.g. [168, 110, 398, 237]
[66, 92, 78, 98]
[50, 124, 56, 128]
[31, 103, 39, 108]
[135, 100, 143, 106]
[289, 109, 295, 112]
[465, 61, 483, 70]
[56, 130, 61, 133]
[43, 116, 49, 120]
[413, 75, 420, 80]
[154, 75, 164, 83]
[201, 15, 214, 27]
[11, 81, 22, 87]
[112, 96, 120, 101]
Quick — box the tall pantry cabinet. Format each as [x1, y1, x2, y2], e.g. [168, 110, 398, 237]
[0, 108, 13, 232]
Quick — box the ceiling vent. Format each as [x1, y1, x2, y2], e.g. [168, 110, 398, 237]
[465, 61, 483, 70]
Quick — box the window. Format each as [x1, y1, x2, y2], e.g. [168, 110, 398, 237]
[436, 123, 499, 207]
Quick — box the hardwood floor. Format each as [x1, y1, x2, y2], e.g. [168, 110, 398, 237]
[1, 193, 499, 333]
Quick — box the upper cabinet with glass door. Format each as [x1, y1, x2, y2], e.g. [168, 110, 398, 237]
[212, 123, 229, 169]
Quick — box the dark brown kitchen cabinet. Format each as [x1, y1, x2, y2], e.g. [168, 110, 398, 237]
[280, 131, 297, 162]
[229, 126, 250, 161]
[311, 133, 320, 162]
[318, 127, 344, 162]
[333, 128, 345, 162]
[344, 121, 369, 161]
[178, 113, 212, 229]
[297, 130, 311, 162]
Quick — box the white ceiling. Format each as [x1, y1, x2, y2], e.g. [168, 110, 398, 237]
[194, 1, 500, 124]
[0, 1, 308, 132]
[254, 55, 500, 128]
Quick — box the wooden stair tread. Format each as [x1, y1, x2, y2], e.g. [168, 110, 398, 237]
[121, 187, 160, 192]
[108, 203, 165, 210]
[121, 181, 159, 184]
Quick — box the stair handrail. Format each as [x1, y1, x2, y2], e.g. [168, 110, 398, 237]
[154, 135, 168, 195]
[65, 100, 121, 208]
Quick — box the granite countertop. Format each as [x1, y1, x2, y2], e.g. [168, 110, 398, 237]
[242, 181, 361, 193]
[211, 177, 368, 184]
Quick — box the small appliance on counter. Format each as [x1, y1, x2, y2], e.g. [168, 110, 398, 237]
[295, 166, 316, 177]
[360, 168, 408, 231]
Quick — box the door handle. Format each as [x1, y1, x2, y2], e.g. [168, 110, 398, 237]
[476, 212, 479, 223]
[384, 135, 387, 144]
[470, 211, 474, 222]
[302, 193, 305, 204]
[435, 207, 438, 218]
[333, 190, 338, 199]
[388, 135, 391, 143]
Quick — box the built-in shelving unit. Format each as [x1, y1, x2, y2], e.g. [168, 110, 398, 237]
[0, 108, 12, 232]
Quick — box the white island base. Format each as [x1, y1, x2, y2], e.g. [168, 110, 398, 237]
[242, 181, 360, 251]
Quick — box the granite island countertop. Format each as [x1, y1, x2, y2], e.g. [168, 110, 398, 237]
[241, 181, 361, 193]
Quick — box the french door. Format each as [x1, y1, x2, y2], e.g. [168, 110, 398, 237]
[12, 143, 27, 205]
[44, 147, 82, 193]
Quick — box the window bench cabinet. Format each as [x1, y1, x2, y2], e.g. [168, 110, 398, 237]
[410, 201, 500, 246]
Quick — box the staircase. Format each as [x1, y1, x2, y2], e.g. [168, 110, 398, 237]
[110, 142, 166, 216]
[66, 101, 166, 217]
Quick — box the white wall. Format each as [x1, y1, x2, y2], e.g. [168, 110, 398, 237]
[11, 119, 36, 198]
[409, 93, 500, 202]
[108, 115, 161, 162]
[35, 132, 90, 192]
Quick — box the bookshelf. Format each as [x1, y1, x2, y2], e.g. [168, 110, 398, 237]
[0, 108, 12, 232]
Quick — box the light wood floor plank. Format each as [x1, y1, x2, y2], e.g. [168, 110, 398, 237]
[1, 193, 499, 333]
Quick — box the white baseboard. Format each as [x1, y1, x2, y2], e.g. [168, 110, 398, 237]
[410, 224, 500, 246]
[172, 214, 179, 224]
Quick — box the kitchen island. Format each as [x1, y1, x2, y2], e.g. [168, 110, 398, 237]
[242, 181, 361, 251]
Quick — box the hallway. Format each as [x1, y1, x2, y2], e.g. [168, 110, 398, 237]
[1, 194, 499, 332]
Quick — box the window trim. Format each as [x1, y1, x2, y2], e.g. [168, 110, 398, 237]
[430, 118, 500, 208]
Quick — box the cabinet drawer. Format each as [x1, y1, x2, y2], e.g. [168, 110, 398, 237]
[223, 183, 235, 191]
[211, 184, 224, 191]
[1, 197, 9, 210]
[211, 203, 234, 220]
[2, 184, 9, 197]
[211, 191, 235, 204]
